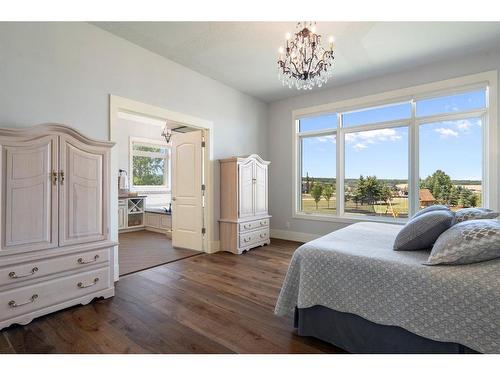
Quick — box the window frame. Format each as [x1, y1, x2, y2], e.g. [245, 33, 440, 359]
[129, 136, 171, 192]
[293, 71, 498, 224]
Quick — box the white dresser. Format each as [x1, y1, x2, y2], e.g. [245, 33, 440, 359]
[0, 124, 116, 330]
[219, 154, 270, 254]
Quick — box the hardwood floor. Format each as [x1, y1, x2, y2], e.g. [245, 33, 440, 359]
[118, 230, 200, 276]
[0, 239, 344, 354]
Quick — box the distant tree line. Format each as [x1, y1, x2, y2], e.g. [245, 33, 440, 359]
[310, 183, 336, 209]
[345, 175, 394, 209]
[303, 169, 480, 211]
[420, 170, 479, 208]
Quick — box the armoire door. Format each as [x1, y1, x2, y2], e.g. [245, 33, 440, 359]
[1, 136, 59, 253]
[254, 162, 268, 217]
[238, 160, 254, 218]
[59, 135, 107, 246]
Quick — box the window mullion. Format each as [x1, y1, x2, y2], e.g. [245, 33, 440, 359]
[409, 99, 418, 217]
[337, 113, 344, 216]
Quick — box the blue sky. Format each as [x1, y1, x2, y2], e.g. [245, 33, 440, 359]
[300, 90, 485, 181]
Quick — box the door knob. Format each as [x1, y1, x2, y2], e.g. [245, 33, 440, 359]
[172, 197, 176, 201]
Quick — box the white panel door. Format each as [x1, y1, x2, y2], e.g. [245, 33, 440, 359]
[171, 130, 203, 251]
[59, 136, 106, 246]
[1, 136, 58, 253]
[254, 162, 268, 217]
[238, 160, 254, 218]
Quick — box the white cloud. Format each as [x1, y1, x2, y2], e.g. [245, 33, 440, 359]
[353, 143, 368, 151]
[345, 128, 402, 151]
[317, 135, 336, 143]
[455, 120, 471, 131]
[434, 127, 458, 138]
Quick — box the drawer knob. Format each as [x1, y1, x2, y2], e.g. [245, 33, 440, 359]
[260, 221, 267, 225]
[244, 224, 251, 229]
[8, 267, 39, 279]
[243, 237, 251, 243]
[77, 255, 99, 264]
[77, 278, 99, 289]
[260, 233, 267, 239]
[8, 294, 38, 308]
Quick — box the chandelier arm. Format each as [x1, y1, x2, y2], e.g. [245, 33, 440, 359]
[289, 60, 302, 78]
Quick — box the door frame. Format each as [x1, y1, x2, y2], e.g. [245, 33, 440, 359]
[109, 95, 215, 281]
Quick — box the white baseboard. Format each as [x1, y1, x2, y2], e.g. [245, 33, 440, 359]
[270, 229, 321, 243]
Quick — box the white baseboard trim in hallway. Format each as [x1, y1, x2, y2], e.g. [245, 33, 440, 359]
[270, 229, 321, 243]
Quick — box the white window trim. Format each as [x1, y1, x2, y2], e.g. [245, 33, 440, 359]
[292, 70, 498, 224]
[129, 136, 171, 192]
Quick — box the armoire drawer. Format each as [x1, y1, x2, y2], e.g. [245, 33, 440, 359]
[0, 248, 110, 287]
[239, 218, 269, 232]
[239, 228, 270, 248]
[0, 267, 110, 321]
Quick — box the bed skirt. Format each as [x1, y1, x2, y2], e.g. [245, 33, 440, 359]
[294, 306, 478, 354]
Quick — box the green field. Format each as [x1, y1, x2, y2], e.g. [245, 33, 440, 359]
[301, 193, 481, 217]
[301, 194, 409, 218]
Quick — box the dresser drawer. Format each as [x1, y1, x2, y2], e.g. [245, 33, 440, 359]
[0, 267, 110, 321]
[239, 218, 269, 232]
[0, 248, 110, 287]
[239, 228, 269, 248]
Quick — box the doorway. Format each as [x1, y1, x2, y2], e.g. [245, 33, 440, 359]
[109, 95, 214, 280]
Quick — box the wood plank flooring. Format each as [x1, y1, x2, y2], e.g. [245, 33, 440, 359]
[118, 230, 200, 276]
[0, 239, 344, 354]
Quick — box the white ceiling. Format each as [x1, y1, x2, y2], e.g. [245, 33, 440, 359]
[93, 22, 500, 103]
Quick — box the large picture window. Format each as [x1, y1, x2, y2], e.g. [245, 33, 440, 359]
[295, 74, 495, 222]
[130, 137, 170, 190]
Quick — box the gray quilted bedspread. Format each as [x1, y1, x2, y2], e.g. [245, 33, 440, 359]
[274, 222, 500, 353]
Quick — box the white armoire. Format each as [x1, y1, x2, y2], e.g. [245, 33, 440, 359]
[0, 124, 116, 330]
[219, 154, 270, 254]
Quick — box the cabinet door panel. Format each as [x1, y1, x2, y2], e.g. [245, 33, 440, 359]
[254, 162, 268, 216]
[1, 136, 58, 253]
[59, 136, 107, 245]
[118, 207, 126, 229]
[238, 160, 254, 218]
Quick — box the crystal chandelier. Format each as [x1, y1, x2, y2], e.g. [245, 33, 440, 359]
[277, 22, 335, 90]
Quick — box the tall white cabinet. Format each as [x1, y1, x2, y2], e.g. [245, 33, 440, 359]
[0, 124, 116, 330]
[219, 154, 270, 254]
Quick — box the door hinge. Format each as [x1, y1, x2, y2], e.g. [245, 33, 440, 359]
[201, 141, 206, 147]
[201, 184, 206, 191]
[201, 227, 206, 235]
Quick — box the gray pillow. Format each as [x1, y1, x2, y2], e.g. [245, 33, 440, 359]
[412, 205, 449, 219]
[425, 219, 500, 265]
[393, 210, 455, 251]
[454, 208, 499, 223]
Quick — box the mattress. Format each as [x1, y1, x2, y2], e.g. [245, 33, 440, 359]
[274, 222, 500, 353]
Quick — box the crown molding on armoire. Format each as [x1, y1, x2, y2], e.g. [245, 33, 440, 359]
[0, 123, 116, 329]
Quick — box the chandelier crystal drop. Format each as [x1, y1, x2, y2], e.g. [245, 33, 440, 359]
[277, 22, 335, 90]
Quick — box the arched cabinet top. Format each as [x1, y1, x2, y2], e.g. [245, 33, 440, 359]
[0, 123, 115, 148]
[219, 154, 270, 165]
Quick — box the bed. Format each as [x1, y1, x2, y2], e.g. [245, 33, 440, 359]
[274, 222, 500, 354]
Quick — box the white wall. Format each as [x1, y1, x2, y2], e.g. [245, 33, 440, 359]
[0, 22, 268, 244]
[268, 47, 500, 238]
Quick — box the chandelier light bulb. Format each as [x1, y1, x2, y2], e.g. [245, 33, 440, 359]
[285, 32, 291, 40]
[311, 25, 316, 33]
